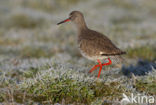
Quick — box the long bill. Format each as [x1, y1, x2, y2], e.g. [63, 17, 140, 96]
[57, 18, 70, 25]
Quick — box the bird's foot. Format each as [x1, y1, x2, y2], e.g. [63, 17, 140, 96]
[89, 58, 112, 78]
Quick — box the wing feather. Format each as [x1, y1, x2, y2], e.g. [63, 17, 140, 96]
[79, 29, 126, 56]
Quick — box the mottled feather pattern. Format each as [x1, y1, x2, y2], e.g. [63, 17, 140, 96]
[78, 29, 126, 60]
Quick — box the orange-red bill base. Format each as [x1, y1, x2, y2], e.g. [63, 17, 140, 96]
[57, 18, 70, 25]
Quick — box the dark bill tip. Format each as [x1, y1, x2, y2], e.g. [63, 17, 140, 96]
[57, 18, 70, 25]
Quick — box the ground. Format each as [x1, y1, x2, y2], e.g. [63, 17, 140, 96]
[0, 0, 156, 104]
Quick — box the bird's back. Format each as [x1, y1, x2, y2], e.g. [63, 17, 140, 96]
[78, 29, 126, 60]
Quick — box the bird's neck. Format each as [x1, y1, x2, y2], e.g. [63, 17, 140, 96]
[77, 21, 88, 33]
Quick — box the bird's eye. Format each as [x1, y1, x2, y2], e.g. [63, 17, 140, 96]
[69, 14, 73, 18]
[70, 15, 75, 20]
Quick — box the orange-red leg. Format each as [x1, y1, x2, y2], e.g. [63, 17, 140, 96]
[102, 58, 112, 66]
[89, 58, 112, 78]
[97, 59, 102, 78]
[89, 64, 100, 73]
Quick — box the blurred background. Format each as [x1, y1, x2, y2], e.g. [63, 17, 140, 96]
[0, 0, 156, 60]
[0, 0, 156, 104]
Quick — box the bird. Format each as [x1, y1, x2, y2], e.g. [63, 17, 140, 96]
[57, 11, 126, 78]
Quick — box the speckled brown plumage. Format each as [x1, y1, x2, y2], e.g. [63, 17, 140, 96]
[78, 28, 126, 60]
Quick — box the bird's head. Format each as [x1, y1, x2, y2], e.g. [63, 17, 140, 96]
[57, 11, 85, 25]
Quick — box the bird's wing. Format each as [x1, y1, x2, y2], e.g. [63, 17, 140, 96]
[79, 30, 126, 56]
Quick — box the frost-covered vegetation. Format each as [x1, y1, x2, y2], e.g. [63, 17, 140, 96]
[0, 0, 156, 104]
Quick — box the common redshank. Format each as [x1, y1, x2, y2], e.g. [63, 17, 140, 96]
[57, 11, 126, 78]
